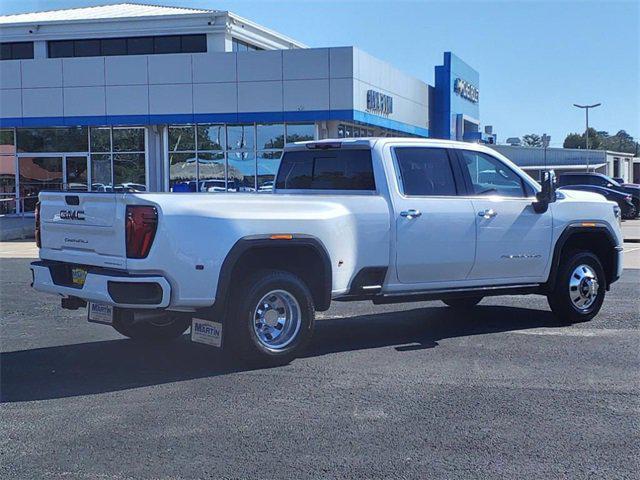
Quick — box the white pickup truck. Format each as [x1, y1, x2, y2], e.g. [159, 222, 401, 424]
[31, 138, 624, 363]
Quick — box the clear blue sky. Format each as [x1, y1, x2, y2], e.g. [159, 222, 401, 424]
[1, 0, 638, 146]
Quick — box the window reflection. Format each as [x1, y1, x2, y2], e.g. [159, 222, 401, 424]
[91, 154, 112, 191]
[257, 124, 284, 149]
[113, 153, 145, 190]
[90, 127, 110, 153]
[16, 127, 88, 153]
[169, 152, 197, 192]
[19, 156, 62, 211]
[197, 153, 226, 192]
[227, 125, 255, 150]
[197, 125, 225, 151]
[113, 127, 145, 152]
[166, 122, 313, 194]
[257, 151, 281, 193]
[227, 152, 256, 192]
[286, 123, 314, 143]
[169, 126, 195, 152]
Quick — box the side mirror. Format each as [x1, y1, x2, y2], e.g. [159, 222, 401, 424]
[533, 170, 557, 213]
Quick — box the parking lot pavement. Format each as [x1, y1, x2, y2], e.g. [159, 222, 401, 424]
[622, 218, 640, 242]
[1, 254, 639, 479]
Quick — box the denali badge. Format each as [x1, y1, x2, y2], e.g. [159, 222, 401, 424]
[59, 209, 85, 221]
[64, 237, 88, 244]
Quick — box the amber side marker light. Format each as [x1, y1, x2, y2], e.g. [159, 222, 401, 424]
[270, 234, 293, 240]
[581, 222, 597, 227]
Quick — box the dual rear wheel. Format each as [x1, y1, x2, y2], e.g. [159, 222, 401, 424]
[112, 250, 607, 362]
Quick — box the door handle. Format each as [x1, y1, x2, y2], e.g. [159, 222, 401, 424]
[478, 208, 497, 219]
[400, 209, 422, 219]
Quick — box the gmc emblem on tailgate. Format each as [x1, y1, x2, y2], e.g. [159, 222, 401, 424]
[59, 209, 86, 221]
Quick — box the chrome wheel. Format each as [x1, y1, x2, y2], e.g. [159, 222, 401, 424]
[568, 264, 599, 311]
[253, 289, 301, 351]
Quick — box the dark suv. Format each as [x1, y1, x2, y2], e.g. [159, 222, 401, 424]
[558, 172, 640, 217]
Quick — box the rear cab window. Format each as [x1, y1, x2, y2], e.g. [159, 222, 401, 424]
[393, 147, 458, 196]
[275, 148, 375, 191]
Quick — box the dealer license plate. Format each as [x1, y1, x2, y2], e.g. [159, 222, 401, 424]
[88, 302, 114, 324]
[71, 267, 87, 287]
[191, 318, 223, 347]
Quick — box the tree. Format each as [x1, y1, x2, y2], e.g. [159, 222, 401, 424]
[562, 128, 602, 150]
[522, 133, 542, 147]
[563, 133, 583, 149]
[601, 130, 636, 153]
[564, 129, 638, 153]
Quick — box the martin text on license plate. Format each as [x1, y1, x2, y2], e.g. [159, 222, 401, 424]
[88, 302, 114, 324]
[191, 318, 223, 347]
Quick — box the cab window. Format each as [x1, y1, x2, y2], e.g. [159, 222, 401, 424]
[459, 150, 530, 198]
[394, 147, 457, 196]
[275, 149, 375, 191]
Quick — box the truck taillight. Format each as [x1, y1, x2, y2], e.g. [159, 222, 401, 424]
[125, 205, 158, 259]
[35, 202, 41, 248]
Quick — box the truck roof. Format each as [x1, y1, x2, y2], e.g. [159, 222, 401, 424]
[285, 137, 492, 151]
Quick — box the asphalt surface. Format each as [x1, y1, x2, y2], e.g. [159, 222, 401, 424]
[1, 254, 639, 480]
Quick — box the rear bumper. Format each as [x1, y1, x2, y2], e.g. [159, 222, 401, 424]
[30, 260, 171, 308]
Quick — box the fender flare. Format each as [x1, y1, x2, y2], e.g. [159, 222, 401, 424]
[546, 224, 619, 291]
[205, 235, 333, 317]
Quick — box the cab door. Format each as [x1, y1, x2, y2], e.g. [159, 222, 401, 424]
[455, 149, 553, 281]
[393, 147, 476, 284]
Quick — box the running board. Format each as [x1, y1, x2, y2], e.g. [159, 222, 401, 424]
[369, 284, 542, 305]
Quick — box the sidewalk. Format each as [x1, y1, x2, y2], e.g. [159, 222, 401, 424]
[0, 240, 38, 259]
[622, 219, 640, 243]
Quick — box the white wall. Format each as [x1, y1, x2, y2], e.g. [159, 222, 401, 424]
[0, 47, 430, 133]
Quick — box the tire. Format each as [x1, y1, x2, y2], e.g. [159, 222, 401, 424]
[547, 250, 606, 324]
[113, 311, 191, 341]
[227, 269, 315, 365]
[442, 296, 483, 309]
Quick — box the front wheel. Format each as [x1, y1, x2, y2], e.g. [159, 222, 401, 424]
[113, 311, 191, 341]
[227, 270, 315, 365]
[547, 251, 606, 324]
[442, 296, 483, 309]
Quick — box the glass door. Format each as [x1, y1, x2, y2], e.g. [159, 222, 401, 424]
[64, 155, 89, 191]
[18, 155, 63, 212]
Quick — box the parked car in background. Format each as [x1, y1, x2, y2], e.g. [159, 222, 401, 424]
[613, 177, 640, 187]
[558, 184, 636, 219]
[558, 172, 640, 217]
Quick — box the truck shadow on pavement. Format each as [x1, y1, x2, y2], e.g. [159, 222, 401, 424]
[1, 304, 562, 403]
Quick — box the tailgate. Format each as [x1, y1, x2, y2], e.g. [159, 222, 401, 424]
[39, 191, 127, 269]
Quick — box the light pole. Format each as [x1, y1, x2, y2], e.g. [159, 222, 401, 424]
[573, 103, 601, 171]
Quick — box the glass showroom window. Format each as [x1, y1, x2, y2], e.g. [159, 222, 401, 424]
[90, 126, 146, 192]
[197, 125, 226, 193]
[17, 127, 88, 153]
[167, 123, 313, 193]
[0, 129, 16, 214]
[15, 126, 88, 212]
[169, 124, 225, 192]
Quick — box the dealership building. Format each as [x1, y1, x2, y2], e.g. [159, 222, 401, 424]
[0, 2, 493, 215]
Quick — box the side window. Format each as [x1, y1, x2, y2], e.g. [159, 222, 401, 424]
[394, 147, 457, 196]
[459, 151, 526, 198]
[275, 149, 375, 191]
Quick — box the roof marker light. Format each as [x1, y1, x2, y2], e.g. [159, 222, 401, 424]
[305, 142, 342, 150]
[270, 234, 293, 240]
